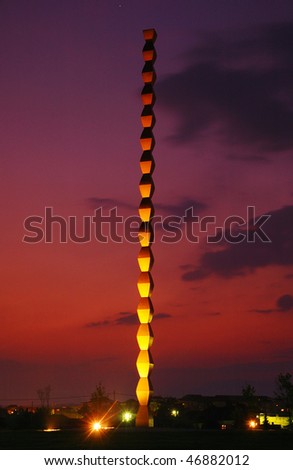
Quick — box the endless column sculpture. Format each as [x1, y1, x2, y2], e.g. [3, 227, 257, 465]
[136, 28, 157, 428]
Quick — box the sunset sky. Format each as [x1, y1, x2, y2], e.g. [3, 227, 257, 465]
[1, 0, 293, 406]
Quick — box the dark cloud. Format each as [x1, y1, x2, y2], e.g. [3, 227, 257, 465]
[252, 293, 293, 315]
[277, 294, 293, 311]
[87, 197, 207, 217]
[115, 312, 137, 326]
[84, 320, 110, 328]
[84, 311, 172, 328]
[182, 205, 293, 281]
[116, 311, 172, 325]
[157, 22, 293, 155]
[155, 312, 172, 320]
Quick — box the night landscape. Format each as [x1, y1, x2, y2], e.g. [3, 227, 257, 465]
[1, 0, 293, 451]
[1, 380, 293, 449]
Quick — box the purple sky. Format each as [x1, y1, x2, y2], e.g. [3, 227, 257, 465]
[1, 0, 293, 406]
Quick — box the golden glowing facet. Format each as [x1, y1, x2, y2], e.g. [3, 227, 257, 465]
[143, 29, 157, 42]
[141, 84, 155, 106]
[137, 297, 154, 323]
[136, 350, 154, 377]
[138, 222, 153, 247]
[140, 128, 155, 151]
[136, 377, 153, 406]
[137, 272, 154, 297]
[140, 152, 155, 174]
[142, 43, 156, 62]
[137, 247, 154, 272]
[142, 62, 156, 84]
[141, 114, 153, 128]
[141, 106, 155, 128]
[138, 198, 154, 222]
[139, 174, 154, 198]
[136, 323, 153, 350]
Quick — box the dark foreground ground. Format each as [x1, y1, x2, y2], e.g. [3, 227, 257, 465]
[0, 428, 292, 450]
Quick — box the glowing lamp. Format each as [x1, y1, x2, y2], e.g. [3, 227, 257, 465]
[43, 428, 60, 432]
[92, 421, 102, 432]
[122, 411, 133, 422]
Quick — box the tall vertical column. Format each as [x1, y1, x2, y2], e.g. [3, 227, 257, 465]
[136, 28, 157, 428]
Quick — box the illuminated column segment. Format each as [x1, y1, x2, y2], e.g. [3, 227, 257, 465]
[136, 28, 157, 428]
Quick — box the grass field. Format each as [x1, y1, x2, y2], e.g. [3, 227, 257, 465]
[0, 428, 292, 450]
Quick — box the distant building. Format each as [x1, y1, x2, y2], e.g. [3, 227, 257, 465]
[259, 412, 290, 429]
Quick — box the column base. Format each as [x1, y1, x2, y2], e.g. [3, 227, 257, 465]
[136, 405, 154, 427]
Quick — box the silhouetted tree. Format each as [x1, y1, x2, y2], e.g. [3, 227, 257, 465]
[275, 372, 293, 425]
[242, 384, 256, 398]
[37, 385, 51, 409]
[81, 383, 112, 419]
[242, 383, 257, 410]
[45, 385, 51, 408]
[37, 389, 45, 408]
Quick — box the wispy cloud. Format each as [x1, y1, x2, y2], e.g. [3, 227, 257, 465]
[84, 320, 110, 328]
[253, 308, 275, 315]
[84, 311, 172, 328]
[156, 312, 172, 320]
[115, 312, 137, 326]
[204, 311, 222, 317]
[87, 196, 207, 218]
